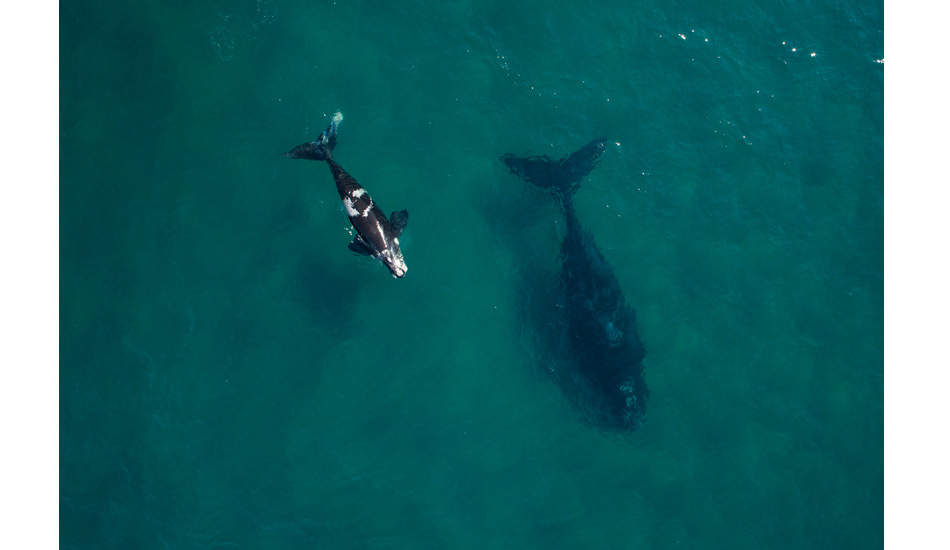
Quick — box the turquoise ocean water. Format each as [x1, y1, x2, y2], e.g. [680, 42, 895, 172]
[60, 0, 883, 547]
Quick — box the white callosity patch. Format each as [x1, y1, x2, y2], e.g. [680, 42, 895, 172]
[380, 248, 407, 278]
[342, 196, 360, 218]
[345, 188, 372, 217]
[342, 189, 373, 219]
[391, 260, 407, 277]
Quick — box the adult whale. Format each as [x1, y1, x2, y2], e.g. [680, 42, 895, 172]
[285, 112, 409, 278]
[501, 138, 648, 430]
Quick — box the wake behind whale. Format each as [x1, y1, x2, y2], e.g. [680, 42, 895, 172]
[502, 139, 648, 431]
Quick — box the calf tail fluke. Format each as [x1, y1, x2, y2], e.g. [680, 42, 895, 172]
[284, 111, 344, 161]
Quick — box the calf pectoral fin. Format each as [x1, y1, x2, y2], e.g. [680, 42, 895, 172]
[348, 236, 374, 256]
[390, 209, 409, 237]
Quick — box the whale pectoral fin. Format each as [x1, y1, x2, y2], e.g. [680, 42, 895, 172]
[348, 236, 374, 256]
[390, 209, 409, 237]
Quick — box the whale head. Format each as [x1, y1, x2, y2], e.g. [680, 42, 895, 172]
[379, 244, 408, 278]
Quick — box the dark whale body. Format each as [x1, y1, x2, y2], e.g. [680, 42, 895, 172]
[285, 112, 409, 278]
[502, 139, 648, 430]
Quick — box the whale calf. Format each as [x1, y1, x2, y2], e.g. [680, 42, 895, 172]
[502, 138, 648, 430]
[285, 112, 409, 278]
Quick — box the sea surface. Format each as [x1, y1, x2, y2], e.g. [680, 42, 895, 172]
[60, 0, 884, 548]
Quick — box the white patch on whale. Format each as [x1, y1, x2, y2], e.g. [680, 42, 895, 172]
[343, 197, 360, 218]
[346, 189, 372, 217]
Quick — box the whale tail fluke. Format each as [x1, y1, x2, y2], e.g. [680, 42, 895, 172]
[501, 137, 607, 201]
[284, 111, 344, 161]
